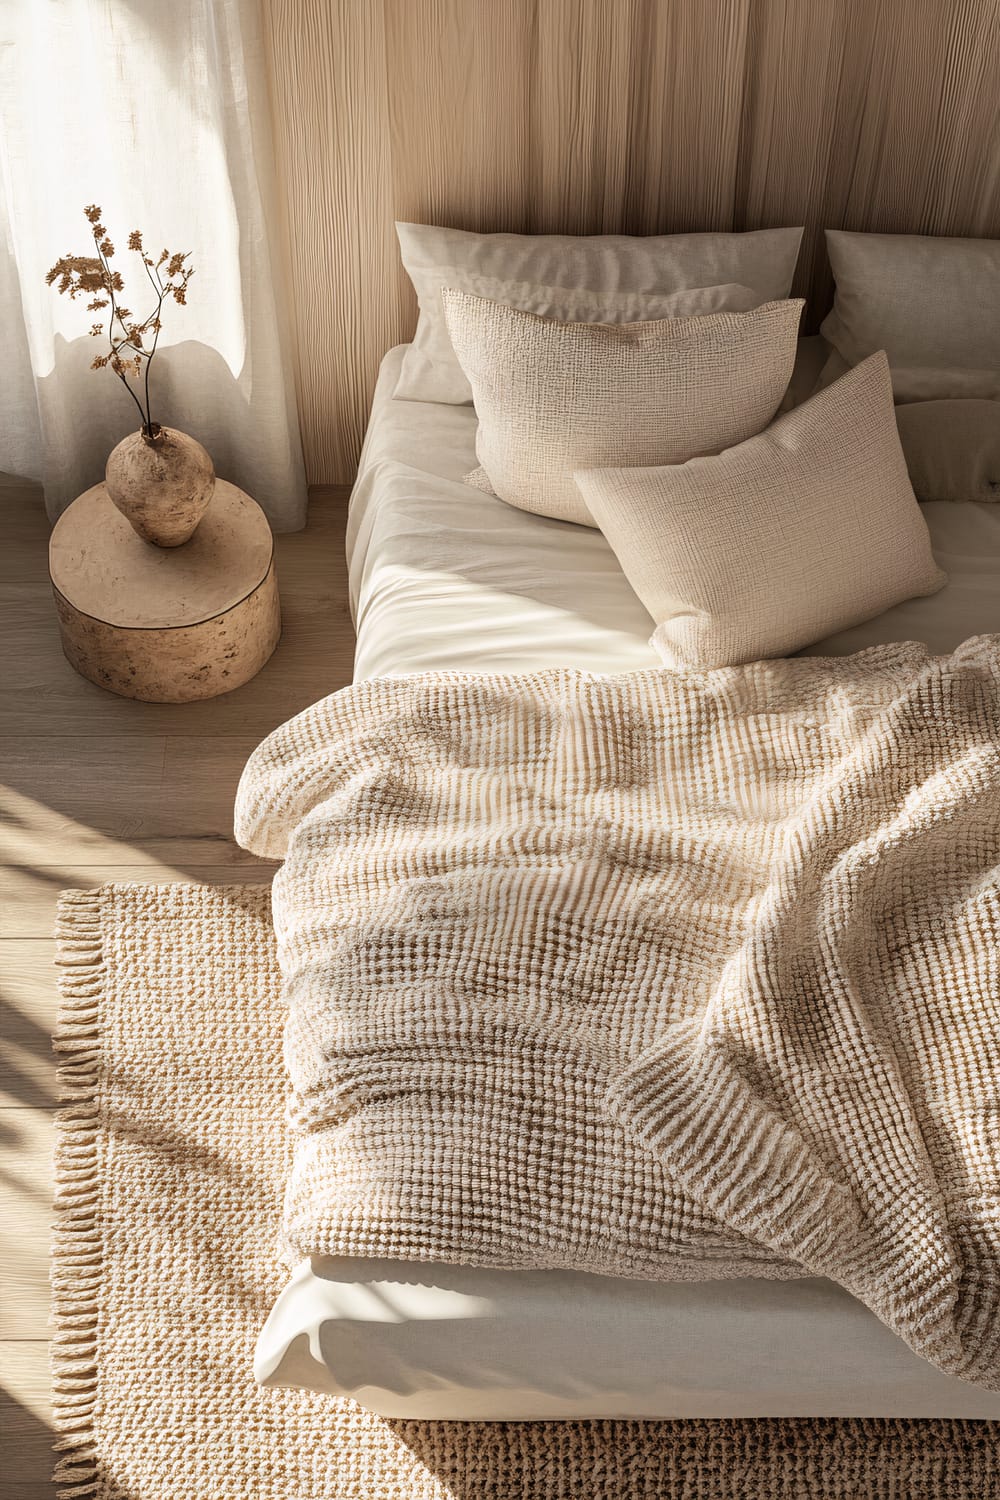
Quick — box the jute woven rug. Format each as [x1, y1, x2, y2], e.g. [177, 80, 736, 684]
[51, 882, 998, 1500]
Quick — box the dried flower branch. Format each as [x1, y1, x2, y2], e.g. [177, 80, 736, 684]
[46, 206, 195, 439]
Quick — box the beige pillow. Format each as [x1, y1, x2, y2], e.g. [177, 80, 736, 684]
[821, 231, 1000, 402]
[575, 351, 946, 669]
[442, 289, 804, 527]
[894, 400, 1000, 503]
[400, 279, 763, 406]
[812, 356, 1000, 502]
[395, 221, 804, 404]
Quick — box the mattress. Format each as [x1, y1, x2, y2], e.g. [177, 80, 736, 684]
[256, 344, 1000, 1418]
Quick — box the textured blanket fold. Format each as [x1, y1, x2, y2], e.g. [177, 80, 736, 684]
[236, 637, 1000, 1389]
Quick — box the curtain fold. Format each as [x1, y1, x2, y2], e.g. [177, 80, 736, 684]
[0, 0, 307, 530]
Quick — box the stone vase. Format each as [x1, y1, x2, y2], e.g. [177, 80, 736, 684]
[105, 425, 215, 548]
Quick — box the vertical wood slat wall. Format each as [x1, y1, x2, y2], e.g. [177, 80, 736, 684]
[261, 0, 1000, 485]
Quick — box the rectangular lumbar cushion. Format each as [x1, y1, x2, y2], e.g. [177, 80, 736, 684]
[395, 221, 804, 404]
[442, 289, 803, 527]
[575, 351, 946, 669]
[821, 231, 1000, 402]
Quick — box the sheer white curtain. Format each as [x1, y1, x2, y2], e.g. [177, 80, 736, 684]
[0, 0, 307, 529]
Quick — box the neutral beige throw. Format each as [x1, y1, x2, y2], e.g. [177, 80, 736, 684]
[236, 638, 1000, 1390]
[51, 883, 999, 1499]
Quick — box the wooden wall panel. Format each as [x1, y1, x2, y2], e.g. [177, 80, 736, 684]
[382, 0, 535, 333]
[736, 0, 1000, 313]
[383, 0, 534, 230]
[262, 0, 1000, 485]
[528, 0, 644, 232]
[261, 0, 402, 481]
[620, 0, 753, 232]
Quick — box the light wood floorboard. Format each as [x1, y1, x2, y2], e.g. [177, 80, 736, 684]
[0, 480, 356, 1498]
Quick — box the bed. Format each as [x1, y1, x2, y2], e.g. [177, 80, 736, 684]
[252, 344, 1000, 1420]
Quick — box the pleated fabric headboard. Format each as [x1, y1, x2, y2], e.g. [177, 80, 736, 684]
[261, 0, 1000, 484]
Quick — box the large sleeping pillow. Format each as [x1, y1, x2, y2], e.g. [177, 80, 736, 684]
[395, 221, 804, 404]
[575, 351, 946, 669]
[442, 289, 803, 527]
[813, 350, 1000, 503]
[895, 400, 1000, 503]
[821, 230, 1000, 403]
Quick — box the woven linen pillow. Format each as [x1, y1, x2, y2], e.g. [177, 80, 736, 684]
[398, 280, 763, 406]
[395, 221, 804, 404]
[442, 289, 804, 527]
[821, 231, 1000, 402]
[575, 351, 946, 669]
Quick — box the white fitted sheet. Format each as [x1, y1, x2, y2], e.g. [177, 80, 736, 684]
[257, 1258, 1000, 1419]
[257, 345, 1000, 1418]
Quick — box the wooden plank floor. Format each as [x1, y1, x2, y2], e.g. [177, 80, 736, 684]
[0, 479, 355, 1498]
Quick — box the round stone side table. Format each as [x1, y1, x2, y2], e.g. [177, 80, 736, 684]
[49, 480, 281, 702]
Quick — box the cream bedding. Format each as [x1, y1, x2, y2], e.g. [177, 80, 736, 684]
[251, 344, 1000, 1419]
[238, 640, 1000, 1391]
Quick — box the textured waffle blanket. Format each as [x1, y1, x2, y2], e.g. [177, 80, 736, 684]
[236, 637, 1000, 1389]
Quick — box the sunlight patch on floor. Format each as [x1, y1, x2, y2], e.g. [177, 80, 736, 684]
[0, 785, 172, 870]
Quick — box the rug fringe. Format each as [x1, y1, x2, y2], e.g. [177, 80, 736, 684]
[51, 890, 104, 1500]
